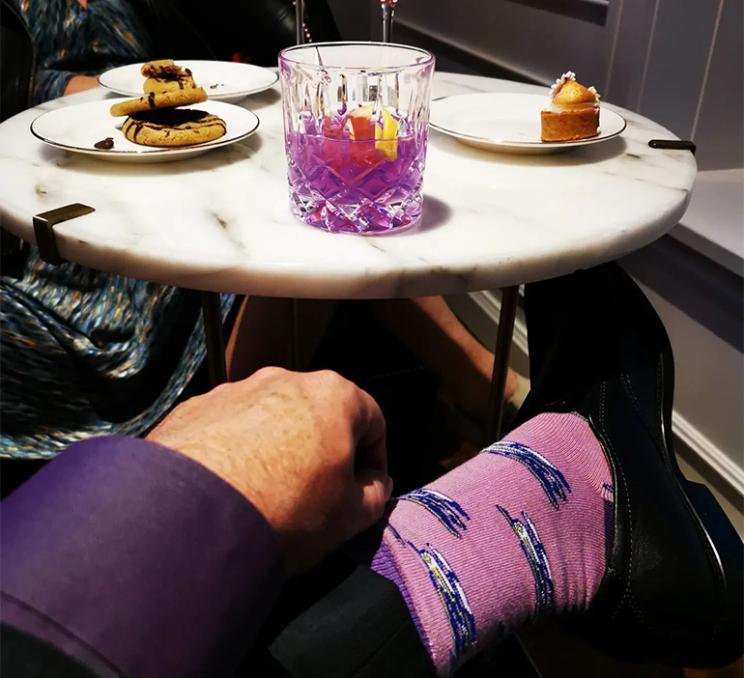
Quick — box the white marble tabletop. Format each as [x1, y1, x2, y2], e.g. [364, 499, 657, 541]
[0, 72, 696, 299]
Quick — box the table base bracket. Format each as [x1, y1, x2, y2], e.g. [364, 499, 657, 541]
[33, 203, 95, 265]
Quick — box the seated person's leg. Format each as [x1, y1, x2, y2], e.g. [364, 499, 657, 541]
[370, 296, 528, 419]
[226, 298, 339, 381]
[265, 411, 609, 677]
[0, 247, 220, 459]
[370, 411, 611, 673]
[264, 264, 742, 677]
[260, 558, 436, 678]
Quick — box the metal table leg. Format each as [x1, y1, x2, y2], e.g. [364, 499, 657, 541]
[201, 291, 227, 387]
[294, 0, 305, 44]
[289, 298, 301, 370]
[486, 285, 519, 443]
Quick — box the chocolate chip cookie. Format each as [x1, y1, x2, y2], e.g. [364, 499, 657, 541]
[110, 87, 207, 117]
[121, 108, 227, 147]
[141, 59, 197, 94]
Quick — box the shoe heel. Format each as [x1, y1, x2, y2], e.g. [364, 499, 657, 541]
[677, 481, 743, 668]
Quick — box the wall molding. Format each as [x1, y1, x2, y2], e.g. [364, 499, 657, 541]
[672, 412, 744, 497]
[467, 289, 744, 498]
[395, 19, 545, 85]
[504, 0, 609, 25]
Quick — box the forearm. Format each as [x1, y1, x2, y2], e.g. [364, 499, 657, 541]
[33, 70, 97, 104]
[63, 75, 99, 96]
[1, 437, 284, 677]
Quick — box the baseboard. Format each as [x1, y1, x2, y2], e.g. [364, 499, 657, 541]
[672, 412, 744, 497]
[465, 289, 744, 499]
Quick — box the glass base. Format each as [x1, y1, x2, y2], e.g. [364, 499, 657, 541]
[289, 191, 423, 235]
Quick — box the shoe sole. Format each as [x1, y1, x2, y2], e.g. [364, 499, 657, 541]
[647, 288, 742, 668]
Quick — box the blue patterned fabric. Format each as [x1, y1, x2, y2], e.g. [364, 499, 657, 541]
[19, 0, 156, 104]
[2, 3, 234, 458]
[1, 249, 233, 459]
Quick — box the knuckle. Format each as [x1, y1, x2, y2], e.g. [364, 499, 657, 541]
[305, 371, 360, 413]
[311, 369, 348, 390]
[252, 366, 288, 382]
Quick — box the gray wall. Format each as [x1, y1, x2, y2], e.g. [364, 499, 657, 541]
[390, 0, 743, 170]
[324, 0, 744, 495]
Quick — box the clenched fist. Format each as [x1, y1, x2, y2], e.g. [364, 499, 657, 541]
[148, 368, 392, 573]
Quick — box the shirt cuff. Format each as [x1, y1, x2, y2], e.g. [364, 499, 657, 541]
[1, 436, 284, 678]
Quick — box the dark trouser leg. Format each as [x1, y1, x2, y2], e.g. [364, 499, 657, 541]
[246, 556, 435, 678]
[245, 548, 542, 678]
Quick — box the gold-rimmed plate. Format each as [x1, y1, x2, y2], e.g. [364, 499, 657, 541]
[430, 92, 626, 155]
[30, 99, 259, 163]
[99, 60, 278, 103]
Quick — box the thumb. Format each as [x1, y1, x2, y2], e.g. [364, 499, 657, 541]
[352, 469, 394, 534]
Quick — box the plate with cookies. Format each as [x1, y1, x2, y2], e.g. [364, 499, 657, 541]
[31, 84, 260, 163]
[99, 59, 278, 103]
[430, 72, 626, 155]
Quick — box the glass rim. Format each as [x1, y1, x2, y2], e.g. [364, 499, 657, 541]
[278, 41, 435, 72]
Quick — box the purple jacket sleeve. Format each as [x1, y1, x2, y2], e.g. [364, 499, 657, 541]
[1, 436, 284, 677]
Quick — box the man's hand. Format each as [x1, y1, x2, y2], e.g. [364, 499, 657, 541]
[147, 368, 392, 573]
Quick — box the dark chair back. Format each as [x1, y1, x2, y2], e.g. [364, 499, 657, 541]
[132, 0, 342, 66]
[1, 0, 34, 122]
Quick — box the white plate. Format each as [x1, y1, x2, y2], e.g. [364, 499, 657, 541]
[430, 92, 626, 154]
[98, 60, 278, 103]
[31, 99, 260, 163]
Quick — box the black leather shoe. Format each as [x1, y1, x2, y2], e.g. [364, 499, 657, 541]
[515, 263, 743, 668]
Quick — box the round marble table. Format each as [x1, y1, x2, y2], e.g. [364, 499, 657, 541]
[0, 72, 696, 435]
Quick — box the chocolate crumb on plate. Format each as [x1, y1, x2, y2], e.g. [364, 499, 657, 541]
[94, 137, 114, 149]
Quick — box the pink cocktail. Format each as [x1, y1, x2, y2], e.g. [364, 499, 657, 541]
[279, 43, 435, 234]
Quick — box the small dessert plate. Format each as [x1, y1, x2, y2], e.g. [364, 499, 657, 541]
[99, 60, 278, 103]
[30, 99, 260, 163]
[430, 92, 626, 154]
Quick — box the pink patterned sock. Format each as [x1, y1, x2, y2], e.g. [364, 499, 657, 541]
[371, 412, 614, 675]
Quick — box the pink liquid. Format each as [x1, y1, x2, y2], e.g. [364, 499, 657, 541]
[286, 115, 427, 234]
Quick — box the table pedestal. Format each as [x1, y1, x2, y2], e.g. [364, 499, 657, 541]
[201, 292, 228, 385]
[487, 286, 519, 441]
[200, 289, 519, 442]
[32, 201, 519, 443]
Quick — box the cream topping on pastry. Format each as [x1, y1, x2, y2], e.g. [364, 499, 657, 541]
[550, 71, 577, 98]
[549, 71, 600, 111]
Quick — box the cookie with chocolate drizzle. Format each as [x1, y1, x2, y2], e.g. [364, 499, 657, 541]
[141, 59, 196, 94]
[110, 86, 207, 117]
[141, 59, 182, 77]
[121, 108, 226, 147]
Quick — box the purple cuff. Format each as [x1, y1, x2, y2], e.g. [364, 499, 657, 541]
[1, 436, 284, 677]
